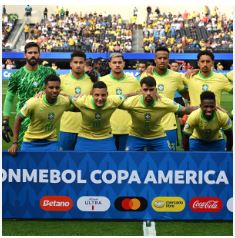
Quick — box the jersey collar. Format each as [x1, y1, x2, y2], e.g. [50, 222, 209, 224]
[43, 94, 58, 105]
[70, 72, 86, 80]
[110, 73, 126, 81]
[198, 70, 214, 79]
[153, 68, 169, 77]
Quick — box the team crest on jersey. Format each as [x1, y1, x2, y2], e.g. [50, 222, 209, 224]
[158, 84, 164, 91]
[48, 112, 55, 121]
[116, 88, 122, 95]
[202, 84, 209, 91]
[75, 87, 81, 94]
[95, 112, 101, 120]
[184, 123, 190, 129]
[145, 113, 151, 121]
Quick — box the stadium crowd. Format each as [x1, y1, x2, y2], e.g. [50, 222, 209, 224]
[23, 8, 133, 53]
[2, 6, 19, 49]
[142, 5, 233, 53]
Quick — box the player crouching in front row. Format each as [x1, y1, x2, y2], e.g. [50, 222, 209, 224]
[8, 75, 74, 155]
[182, 91, 233, 151]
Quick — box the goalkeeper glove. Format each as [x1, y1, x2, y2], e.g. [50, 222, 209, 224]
[2, 119, 13, 143]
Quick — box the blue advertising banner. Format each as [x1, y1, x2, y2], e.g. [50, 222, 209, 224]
[2, 52, 233, 60]
[2, 151, 232, 220]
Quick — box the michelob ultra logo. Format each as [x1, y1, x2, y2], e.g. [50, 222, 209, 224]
[115, 197, 147, 211]
[152, 196, 185, 212]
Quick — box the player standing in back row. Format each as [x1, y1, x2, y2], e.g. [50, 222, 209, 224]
[100, 53, 140, 150]
[2, 42, 56, 146]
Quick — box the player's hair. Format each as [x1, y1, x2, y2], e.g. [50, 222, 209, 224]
[93, 81, 107, 89]
[197, 50, 214, 61]
[140, 76, 157, 87]
[24, 42, 40, 53]
[44, 74, 61, 85]
[70, 51, 86, 61]
[109, 52, 124, 61]
[155, 46, 169, 54]
[200, 91, 216, 102]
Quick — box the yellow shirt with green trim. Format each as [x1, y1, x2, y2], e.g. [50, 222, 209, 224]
[20, 95, 72, 142]
[72, 95, 125, 139]
[141, 69, 185, 130]
[183, 108, 232, 141]
[100, 73, 140, 134]
[120, 95, 181, 139]
[60, 72, 93, 133]
[226, 70, 233, 82]
[183, 71, 233, 106]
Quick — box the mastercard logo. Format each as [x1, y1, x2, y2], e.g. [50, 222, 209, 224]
[114, 197, 147, 211]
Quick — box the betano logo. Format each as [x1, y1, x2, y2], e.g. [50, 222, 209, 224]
[77, 196, 110, 212]
[40, 196, 73, 211]
[115, 197, 147, 211]
[152, 196, 185, 212]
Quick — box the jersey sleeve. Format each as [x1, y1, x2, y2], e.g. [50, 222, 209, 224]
[109, 95, 126, 107]
[71, 95, 87, 108]
[7, 71, 19, 94]
[177, 73, 186, 92]
[19, 98, 35, 118]
[221, 75, 233, 93]
[220, 113, 233, 131]
[182, 114, 195, 135]
[119, 96, 134, 110]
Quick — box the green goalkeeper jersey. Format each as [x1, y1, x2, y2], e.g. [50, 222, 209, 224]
[6, 65, 56, 114]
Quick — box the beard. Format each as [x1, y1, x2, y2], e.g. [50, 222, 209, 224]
[27, 58, 39, 66]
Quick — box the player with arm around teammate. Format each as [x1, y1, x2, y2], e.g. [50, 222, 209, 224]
[71, 81, 128, 151]
[182, 91, 233, 151]
[120, 76, 196, 151]
[8, 75, 73, 155]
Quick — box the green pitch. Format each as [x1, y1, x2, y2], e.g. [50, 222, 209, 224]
[2, 80, 233, 236]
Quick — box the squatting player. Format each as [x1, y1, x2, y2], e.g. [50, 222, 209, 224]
[182, 91, 233, 151]
[3, 42, 56, 146]
[120, 76, 196, 151]
[71, 81, 127, 151]
[8, 75, 73, 155]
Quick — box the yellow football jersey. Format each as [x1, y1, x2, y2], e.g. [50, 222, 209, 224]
[120, 95, 181, 139]
[72, 95, 125, 139]
[100, 73, 140, 134]
[60, 73, 93, 133]
[141, 69, 185, 130]
[183, 71, 233, 106]
[20, 95, 72, 142]
[226, 70, 233, 82]
[183, 108, 232, 141]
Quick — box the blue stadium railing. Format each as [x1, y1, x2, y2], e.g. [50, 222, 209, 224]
[2, 52, 233, 60]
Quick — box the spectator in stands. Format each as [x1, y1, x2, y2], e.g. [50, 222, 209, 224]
[100, 53, 140, 150]
[3, 5, 6, 15]
[5, 59, 16, 69]
[2, 42, 56, 145]
[182, 91, 233, 151]
[24, 24, 30, 40]
[43, 8, 48, 20]
[25, 5, 32, 17]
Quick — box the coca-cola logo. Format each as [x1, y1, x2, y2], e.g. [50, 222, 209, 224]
[189, 197, 223, 212]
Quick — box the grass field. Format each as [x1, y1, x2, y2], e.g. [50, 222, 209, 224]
[2, 80, 233, 236]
